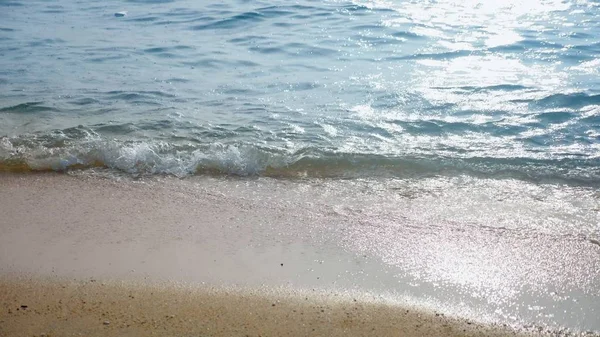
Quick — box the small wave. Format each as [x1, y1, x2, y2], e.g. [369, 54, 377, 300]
[192, 12, 264, 30]
[128, 16, 159, 22]
[338, 4, 395, 15]
[86, 55, 130, 63]
[390, 31, 424, 40]
[105, 90, 176, 99]
[431, 84, 531, 92]
[572, 42, 600, 53]
[126, 0, 174, 3]
[0, 102, 58, 114]
[69, 98, 100, 106]
[1, 131, 599, 185]
[535, 111, 577, 124]
[527, 93, 600, 110]
[41, 9, 64, 14]
[0, 1, 23, 7]
[488, 39, 563, 52]
[254, 6, 295, 18]
[386, 50, 475, 61]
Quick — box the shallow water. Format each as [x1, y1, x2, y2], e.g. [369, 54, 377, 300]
[1, 0, 600, 182]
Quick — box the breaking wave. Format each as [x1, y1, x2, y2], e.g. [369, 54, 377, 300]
[1, 129, 599, 185]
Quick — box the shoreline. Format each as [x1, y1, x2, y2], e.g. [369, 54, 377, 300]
[1, 172, 599, 336]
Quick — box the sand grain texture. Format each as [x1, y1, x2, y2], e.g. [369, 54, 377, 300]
[0, 173, 598, 336]
[0, 278, 525, 337]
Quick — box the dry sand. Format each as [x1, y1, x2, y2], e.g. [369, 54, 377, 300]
[1, 173, 598, 336]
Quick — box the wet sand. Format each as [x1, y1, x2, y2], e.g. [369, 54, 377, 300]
[0, 276, 521, 337]
[1, 173, 599, 336]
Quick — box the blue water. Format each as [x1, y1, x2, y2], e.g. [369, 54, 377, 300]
[1, 0, 600, 183]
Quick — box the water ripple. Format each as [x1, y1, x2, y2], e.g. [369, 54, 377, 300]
[0, 0, 599, 186]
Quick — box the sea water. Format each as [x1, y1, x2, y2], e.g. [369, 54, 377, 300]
[1, 0, 599, 333]
[1, 0, 599, 182]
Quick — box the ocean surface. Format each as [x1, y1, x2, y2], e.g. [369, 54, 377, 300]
[1, 0, 600, 333]
[1, 0, 600, 183]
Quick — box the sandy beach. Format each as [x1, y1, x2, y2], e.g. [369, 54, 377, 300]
[1, 173, 599, 336]
[1, 276, 519, 337]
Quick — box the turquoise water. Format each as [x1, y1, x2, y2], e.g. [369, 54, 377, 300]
[1, 0, 600, 183]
